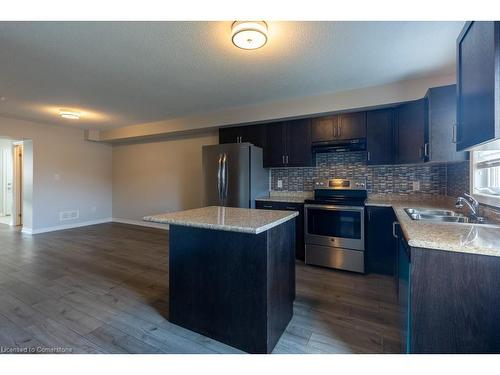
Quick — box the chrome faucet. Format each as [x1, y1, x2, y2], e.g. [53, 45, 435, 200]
[455, 193, 484, 222]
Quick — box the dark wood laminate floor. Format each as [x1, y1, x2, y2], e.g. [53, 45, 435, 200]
[0, 223, 401, 354]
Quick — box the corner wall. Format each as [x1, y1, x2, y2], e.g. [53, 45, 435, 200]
[111, 130, 218, 227]
[0, 117, 113, 233]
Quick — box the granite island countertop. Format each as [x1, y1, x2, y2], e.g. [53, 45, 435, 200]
[366, 196, 500, 257]
[143, 206, 299, 234]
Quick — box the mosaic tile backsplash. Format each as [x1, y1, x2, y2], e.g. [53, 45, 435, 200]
[446, 161, 470, 197]
[270, 152, 447, 196]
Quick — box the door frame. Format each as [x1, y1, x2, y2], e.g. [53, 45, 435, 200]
[12, 142, 23, 227]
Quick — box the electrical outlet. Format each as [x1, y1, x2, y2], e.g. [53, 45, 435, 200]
[412, 181, 420, 191]
[277, 179, 283, 189]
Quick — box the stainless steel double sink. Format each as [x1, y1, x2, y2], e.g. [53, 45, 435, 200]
[404, 208, 470, 223]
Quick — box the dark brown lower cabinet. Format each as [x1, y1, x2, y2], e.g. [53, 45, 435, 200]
[255, 200, 305, 261]
[395, 226, 500, 353]
[365, 206, 396, 275]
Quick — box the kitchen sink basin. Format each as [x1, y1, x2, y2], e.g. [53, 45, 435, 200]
[405, 208, 460, 217]
[404, 208, 470, 223]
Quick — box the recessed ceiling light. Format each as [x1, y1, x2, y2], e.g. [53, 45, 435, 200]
[231, 21, 268, 50]
[59, 109, 81, 120]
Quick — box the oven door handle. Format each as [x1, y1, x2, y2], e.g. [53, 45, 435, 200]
[304, 204, 365, 212]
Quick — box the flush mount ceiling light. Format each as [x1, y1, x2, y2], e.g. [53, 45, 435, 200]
[59, 109, 81, 120]
[231, 21, 268, 50]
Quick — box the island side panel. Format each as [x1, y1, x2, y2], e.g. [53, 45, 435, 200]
[266, 219, 296, 351]
[410, 247, 500, 353]
[168, 225, 268, 353]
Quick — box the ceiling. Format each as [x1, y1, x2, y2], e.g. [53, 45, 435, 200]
[0, 21, 464, 130]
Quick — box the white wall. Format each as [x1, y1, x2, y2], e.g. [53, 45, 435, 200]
[0, 117, 113, 233]
[112, 130, 218, 226]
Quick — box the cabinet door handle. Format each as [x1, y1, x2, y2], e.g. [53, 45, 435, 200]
[392, 221, 400, 239]
[282, 155, 285, 164]
[338, 123, 341, 137]
[285, 206, 296, 210]
[367, 151, 371, 161]
[424, 142, 430, 158]
[286, 155, 289, 164]
[263, 205, 273, 209]
[452, 123, 457, 143]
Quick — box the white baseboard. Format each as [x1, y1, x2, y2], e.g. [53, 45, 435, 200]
[20, 217, 169, 235]
[112, 218, 169, 230]
[24, 217, 113, 235]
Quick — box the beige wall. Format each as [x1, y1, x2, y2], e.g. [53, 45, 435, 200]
[112, 130, 218, 224]
[98, 73, 456, 142]
[0, 117, 112, 232]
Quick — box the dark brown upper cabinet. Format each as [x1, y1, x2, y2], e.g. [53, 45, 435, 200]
[264, 122, 287, 167]
[456, 21, 500, 151]
[285, 119, 313, 167]
[263, 119, 312, 168]
[219, 124, 266, 148]
[425, 85, 467, 162]
[338, 112, 367, 140]
[395, 99, 427, 164]
[311, 115, 337, 142]
[366, 109, 394, 165]
[311, 112, 366, 143]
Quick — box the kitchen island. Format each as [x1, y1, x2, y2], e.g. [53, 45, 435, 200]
[144, 206, 298, 353]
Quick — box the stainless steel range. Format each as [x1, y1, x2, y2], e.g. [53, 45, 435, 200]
[304, 178, 367, 273]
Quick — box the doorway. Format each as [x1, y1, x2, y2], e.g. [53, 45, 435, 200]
[0, 138, 23, 227]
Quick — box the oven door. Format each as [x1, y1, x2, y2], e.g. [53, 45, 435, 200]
[304, 204, 365, 251]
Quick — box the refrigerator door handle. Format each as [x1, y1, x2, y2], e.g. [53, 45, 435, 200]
[217, 153, 223, 201]
[222, 153, 228, 201]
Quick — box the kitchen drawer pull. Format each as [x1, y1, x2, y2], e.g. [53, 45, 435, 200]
[285, 206, 297, 210]
[392, 221, 400, 239]
[263, 205, 273, 209]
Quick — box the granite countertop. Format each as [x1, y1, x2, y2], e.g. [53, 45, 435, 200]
[143, 206, 299, 234]
[255, 191, 313, 204]
[366, 196, 500, 257]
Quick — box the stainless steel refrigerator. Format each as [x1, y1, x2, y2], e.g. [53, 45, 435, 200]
[202, 143, 269, 208]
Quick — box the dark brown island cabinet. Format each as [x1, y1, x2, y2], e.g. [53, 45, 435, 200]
[169, 220, 296, 354]
[457, 21, 500, 150]
[394, 224, 500, 353]
[255, 200, 305, 261]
